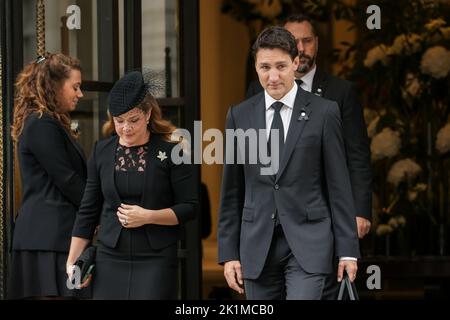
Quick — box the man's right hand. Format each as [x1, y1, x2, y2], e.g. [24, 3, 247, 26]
[224, 260, 244, 294]
[356, 217, 371, 239]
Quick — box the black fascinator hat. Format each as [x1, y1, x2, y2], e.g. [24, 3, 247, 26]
[108, 71, 148, 117]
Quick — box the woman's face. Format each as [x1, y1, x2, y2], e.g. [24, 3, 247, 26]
[113, 107, 151, 146]
[57, 69, 83, 112]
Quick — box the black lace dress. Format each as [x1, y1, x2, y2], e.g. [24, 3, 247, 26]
[92, 143, 178, 300]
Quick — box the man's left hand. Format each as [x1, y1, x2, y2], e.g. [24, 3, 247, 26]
[356, 217, 371, 239]
[337, 260, 357, 283]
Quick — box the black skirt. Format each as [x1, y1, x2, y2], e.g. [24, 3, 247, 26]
[92, 229, 178, 300]
[8, 250, 91, 300]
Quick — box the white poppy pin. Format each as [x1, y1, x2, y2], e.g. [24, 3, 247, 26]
[157, 151, 168, 162]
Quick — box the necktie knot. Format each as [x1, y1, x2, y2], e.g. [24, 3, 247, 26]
[295, 79, 303, 86]
[271, 101, 284, 114]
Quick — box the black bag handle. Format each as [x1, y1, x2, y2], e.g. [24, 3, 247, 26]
[337, 271, 359, 300]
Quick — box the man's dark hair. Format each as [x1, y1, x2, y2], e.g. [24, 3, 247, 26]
[252, 26, 299, 61]
[283, 13, 318, 37]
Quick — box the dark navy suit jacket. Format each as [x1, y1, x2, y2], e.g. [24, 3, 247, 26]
[218, 88, 360, 279]
[246, 69, 372, 220]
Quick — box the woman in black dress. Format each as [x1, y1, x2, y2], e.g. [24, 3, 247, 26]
[9, 53, 88, 299]
[67, 71, 197, 299]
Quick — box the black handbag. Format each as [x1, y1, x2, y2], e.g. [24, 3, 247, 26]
[337, 271, 359, 300]
[74, 246, 96, 283]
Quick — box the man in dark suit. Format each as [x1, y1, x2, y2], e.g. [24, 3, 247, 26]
[218, 26, 360, 300]
[246, 15, 372, 299]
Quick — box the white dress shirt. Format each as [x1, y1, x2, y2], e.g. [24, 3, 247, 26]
[264, 82, 298, 140]
[297, 65, 316, 93]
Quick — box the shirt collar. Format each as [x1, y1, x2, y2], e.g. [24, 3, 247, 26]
[298, 65, 317, 91]
[264, 81, 298, 111]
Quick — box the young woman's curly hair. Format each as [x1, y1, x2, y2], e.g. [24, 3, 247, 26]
[11, 52, 82, 142]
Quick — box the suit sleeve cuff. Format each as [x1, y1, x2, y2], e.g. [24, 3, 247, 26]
[339, 257, 358, 261]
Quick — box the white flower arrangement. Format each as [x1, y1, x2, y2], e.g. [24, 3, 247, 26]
[376, 215, 406, 237]
[364, 108, 378, 126]
[367, 116, 380, 139]
[328, 1, 450, 246]
[436, 123, 450, 154]
[364, 44, 390, 68]
[440, 27, 450, 40]
[425, 18, 446, 31]
[420, 46, 450, 79]
[371, 128, 402, 161]
[388, 217, 399, 228]
[401, 73, 422, 102]
[388, 33, 422, 56]
[387, 158, 422, 187]
[435, 122, 450, 154]
[364, 20, 450, 76]
[396, 215, 406, 227]
[425, 18, 449, 43]
[376, 224, 394, 236]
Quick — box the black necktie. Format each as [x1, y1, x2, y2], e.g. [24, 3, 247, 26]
[269, 102, 284, 227]
[268, 101, 285, 160]
[295, 79, 303, 86]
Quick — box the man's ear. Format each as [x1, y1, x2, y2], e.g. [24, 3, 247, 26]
[254, 55, 259, 70]
[292, 56, 300, 71]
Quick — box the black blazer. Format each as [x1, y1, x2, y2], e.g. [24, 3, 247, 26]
[13, 112, 87, 252]
[246, 69, 372, 220]
[218, 89, 360, 279]
[72, 135, 198, 250]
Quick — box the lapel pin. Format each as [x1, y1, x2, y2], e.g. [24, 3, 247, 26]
[157, 151, 168, 162]
[298, 109, 309, 121]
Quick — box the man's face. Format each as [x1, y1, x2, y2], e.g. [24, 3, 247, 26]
[284, 21, 318, 76]
[255, 48, 299, 100]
